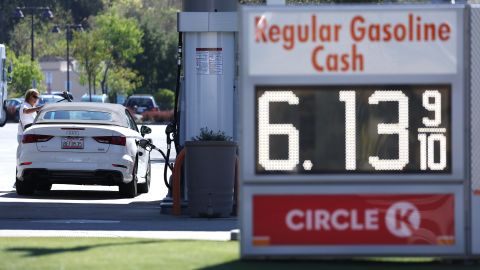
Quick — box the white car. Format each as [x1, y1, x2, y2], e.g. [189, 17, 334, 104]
[16, 102, 151, 198]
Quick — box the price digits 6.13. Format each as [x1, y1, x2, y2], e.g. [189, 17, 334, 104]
[257, 89, 448, 172]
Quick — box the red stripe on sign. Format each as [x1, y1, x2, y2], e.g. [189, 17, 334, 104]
[196, 48, 222, 51]
[253, 194, 455, 246]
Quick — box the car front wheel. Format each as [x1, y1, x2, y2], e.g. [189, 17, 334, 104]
[119, 160, 138, 198]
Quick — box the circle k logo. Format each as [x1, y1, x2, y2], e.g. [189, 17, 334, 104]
[385, 201, 421, 238]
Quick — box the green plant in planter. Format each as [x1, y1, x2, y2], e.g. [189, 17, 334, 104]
[191, 127, 233, 142]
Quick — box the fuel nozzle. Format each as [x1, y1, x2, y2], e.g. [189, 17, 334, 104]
[165, 122, 176, 135]
[138, 139, 156, 150]
[165, 122, 177, 146]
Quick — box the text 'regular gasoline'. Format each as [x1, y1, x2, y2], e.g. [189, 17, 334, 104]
[255, 14, 451, 73]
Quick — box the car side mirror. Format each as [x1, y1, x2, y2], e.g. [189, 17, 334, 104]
[140, 125, 151, 137]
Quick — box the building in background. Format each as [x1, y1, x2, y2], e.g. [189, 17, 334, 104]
[39, 56, 87, 101]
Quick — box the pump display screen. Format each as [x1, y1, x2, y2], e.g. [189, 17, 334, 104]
[256, 85, 451, 174]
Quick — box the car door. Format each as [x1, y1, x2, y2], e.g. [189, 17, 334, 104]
[125, 110, 148, 181]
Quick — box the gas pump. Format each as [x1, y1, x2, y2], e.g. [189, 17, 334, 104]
[160, 0, 238, 214]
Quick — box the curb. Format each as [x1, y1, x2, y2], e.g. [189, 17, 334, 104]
[0, 230, 236, 241]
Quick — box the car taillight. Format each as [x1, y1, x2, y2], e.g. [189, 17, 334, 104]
[22, 134, 54, 144]
[93, 136, 126, 146]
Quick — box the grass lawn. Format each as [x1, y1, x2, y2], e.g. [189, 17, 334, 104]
[0, 238, 479, 270]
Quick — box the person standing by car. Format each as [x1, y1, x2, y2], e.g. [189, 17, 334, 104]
[17, 89, 42, 143]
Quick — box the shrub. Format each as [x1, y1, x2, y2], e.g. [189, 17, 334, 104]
[154, 89, 175, 110]
[191, 127, 232, 141]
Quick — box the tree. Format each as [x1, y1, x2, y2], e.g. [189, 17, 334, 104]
[73, 29, 106, 95]
[94, 13, 143, 94]
[72, 12, 143, 96]
[6, 0, 97, 67]
[0, 0, 27, 44]
[107, 66, 142, 98]
[9, 18, 67, 61]
[134, 19, 178, 93]
[2, 0, 104, 45]
[60, 0, 104, 24]
[154, 88, 175, 110]
[130, 2, 179, 93]
[6, 47, 44, 96]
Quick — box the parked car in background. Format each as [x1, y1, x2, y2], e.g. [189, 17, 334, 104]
[81, 94, 109, 103]
[38, 94, 64, 106]
[5, 98, 23, 122]
[15, 102, 152, 198]
[124, 95, 159, 114]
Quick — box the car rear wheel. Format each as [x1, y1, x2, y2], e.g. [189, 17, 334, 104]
[119, 159, 138, 198]
[15, 179, 35, 196]
[137, 161, 151, 194]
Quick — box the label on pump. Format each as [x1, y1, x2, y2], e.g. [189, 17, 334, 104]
[196, 48, 223, 75]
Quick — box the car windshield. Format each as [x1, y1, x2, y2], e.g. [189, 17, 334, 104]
[42, 110, 112, 121]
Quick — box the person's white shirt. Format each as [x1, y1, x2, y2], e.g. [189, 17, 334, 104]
[17, 102, 37, 137]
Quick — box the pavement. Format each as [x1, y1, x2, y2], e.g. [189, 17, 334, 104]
[0, 123, 239, 241]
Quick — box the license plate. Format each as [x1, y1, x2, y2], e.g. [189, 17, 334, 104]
[61, 137, 84, 149]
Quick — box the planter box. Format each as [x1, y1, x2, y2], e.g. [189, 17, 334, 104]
[185, 141, 237, 217]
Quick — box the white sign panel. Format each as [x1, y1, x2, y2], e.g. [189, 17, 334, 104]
[249, 10, 457, 75]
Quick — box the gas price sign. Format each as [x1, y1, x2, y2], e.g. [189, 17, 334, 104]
[256, 85, 451, 173]
[241, 5, 467, 259]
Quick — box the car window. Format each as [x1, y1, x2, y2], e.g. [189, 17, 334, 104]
[125, 110, 138, 132]
[127, 98, 153, 108]
[42, 110, 112, 121]
[126, 99, 137, 107]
